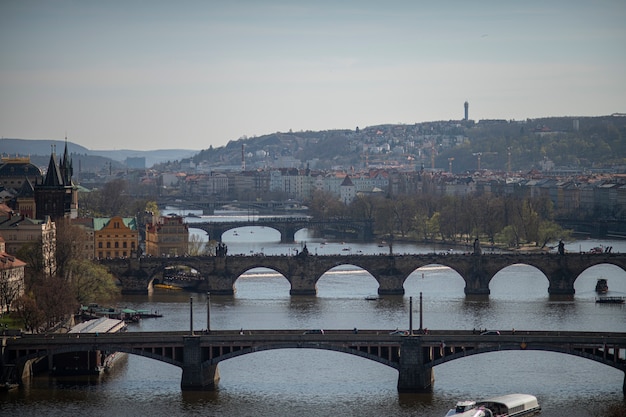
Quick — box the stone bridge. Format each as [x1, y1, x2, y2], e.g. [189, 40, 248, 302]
[100, 253, 626, 296]
[189, 218, 373, 243]
[3, 330, 625, 393]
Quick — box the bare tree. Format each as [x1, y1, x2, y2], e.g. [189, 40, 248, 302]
[0, 272, 22, 314]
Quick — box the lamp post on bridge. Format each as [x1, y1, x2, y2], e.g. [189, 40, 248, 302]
[409, 296, 413, 335]
[189, 296, 194, 336]
[419, 291, 423, 333]
[207, 292, 211, 333]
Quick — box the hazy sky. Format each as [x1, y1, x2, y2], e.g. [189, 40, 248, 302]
[1, 1, 625, 151]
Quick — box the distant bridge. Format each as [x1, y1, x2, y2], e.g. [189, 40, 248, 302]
[100, 252, 626, 296]
[189, 218, 374, 243]
[3, 330, 625, 393]
[159, 198, 306, 215]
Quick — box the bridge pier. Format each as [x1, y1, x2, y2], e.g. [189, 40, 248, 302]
[279, 226, 296, 244]
[180, 336, 220, 391]
[397, 337, 434, 392]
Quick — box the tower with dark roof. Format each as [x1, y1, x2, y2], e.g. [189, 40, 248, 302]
[34, 141, 78, 220]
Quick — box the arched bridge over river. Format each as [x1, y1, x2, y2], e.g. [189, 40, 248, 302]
[3, 330, 625, 393]
[101, 253, 626, 296]
[189, 218, 373, 243]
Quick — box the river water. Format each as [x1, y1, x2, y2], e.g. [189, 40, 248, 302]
[2, 216, 626, 417]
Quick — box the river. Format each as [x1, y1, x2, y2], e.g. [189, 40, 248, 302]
[2, 218, 625, 416]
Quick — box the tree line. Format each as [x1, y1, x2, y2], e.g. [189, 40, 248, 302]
[307, 190, 571, 249]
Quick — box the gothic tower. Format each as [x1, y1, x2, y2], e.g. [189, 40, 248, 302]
[34, 140, 78, 220]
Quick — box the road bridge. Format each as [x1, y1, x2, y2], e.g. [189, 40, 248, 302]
[159, 198, 304, 215]
[188, 218, 373, 243]
[101, 252, 626, 296]
[3, 330, 625, 393]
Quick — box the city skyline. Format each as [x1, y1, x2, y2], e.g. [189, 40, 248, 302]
[1, 1, 625, 151]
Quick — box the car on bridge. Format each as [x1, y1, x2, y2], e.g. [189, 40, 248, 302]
[303, 329, 324, 334]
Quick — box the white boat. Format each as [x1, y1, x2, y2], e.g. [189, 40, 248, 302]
[446, 394, 540, 417]
[477, 394, 541, 417]
[445, 401, 492, 417]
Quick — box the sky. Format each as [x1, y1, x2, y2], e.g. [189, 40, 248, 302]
[1, 1, 625, 151]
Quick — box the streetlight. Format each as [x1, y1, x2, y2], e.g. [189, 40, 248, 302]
[189, 296, 194, 336]
[206, 292, 211, 333]
[409, 296, 413, 335]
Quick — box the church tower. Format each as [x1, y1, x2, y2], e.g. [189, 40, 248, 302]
[34, 139, 78, 220]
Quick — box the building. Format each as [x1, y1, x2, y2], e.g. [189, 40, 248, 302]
[0, 211, 56, 277]
[70, 217, 97, 260]
[145, 215, 189, 257]
[94, 216, 138, 259]
[0, 155, 43, 192]
[34, 142, 78, 220]
[340, 175, 356, 204]
[0, 236, 26, 313]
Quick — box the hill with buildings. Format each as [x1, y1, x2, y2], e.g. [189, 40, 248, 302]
[3, 114, 626, 174]
[187, 115, 626, 174]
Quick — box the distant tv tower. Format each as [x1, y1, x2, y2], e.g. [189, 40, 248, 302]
[241, 144, 245, 171]
[464, 101, 469, 121]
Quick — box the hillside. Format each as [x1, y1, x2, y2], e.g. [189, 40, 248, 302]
[187, 115, 626, 173]
[0, 138, 198, 169]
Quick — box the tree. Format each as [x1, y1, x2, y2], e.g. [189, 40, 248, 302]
[67, 259, 119, 305]
[15, 240, 45, 290]
[0, 271, 22, 314]
[307, 190, 345, 219]
[145, 201, 160, 217]
[390, 195, 417, 237]
[13, 293, 44, 333]
[188, 234, 207, 256]
[536, 220, 572, 249]
[55, 218, 88, 279]
[32, 276, 77, 330]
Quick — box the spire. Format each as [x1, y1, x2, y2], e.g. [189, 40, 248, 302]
[42, 146, 63, 187]
[60, 136, 73, 185]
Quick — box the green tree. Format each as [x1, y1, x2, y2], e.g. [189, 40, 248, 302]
[188, 234, 207, 256]
[67, 259, 119, 305]
[426, 212, 441, 241]
[536, 220, 572, 249]
[145, 201, 160, 217]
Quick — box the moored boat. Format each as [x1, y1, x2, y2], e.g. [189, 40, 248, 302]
[477, 394, 541, 417]
[445, 401, 492, 417]
[596, 296, 625, 304]
[446, 394, 540, 417]
[595, 278, 608, 294]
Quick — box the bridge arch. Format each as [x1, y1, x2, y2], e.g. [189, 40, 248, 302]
[316, 264, 379, 297]
[488, 264, 549, 299]
[404, 264, 466, 296]
[427, 342, 626, 374]
[222, 226, 282, 244]
[203, 343, 399, 370]
[234, 267, 291, 296]
[12, 343, 184, 375]
[574, 262, 626, 292]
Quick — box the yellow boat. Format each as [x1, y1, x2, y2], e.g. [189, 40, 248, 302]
[154, 283, 183, 290]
